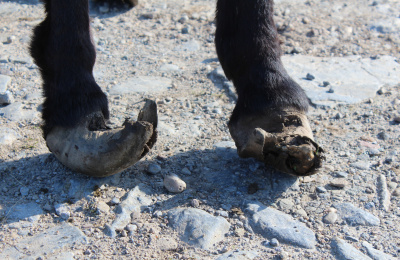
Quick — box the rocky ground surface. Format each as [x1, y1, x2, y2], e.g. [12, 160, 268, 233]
[0, 0, 399, 259]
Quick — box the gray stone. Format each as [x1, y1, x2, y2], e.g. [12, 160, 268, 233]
[159, 64, 181, 72]
[9, 56, 32, 64]
[96, 201, 110, 214]
[282, 55, 400, 107]
[331, 237, 371, 260]
[317, 186, 328, 193]
[126, 224, 138, 233]
[245, 202, 316, 249]
[377, 174, 390, 211]
[103, 224, 117, 238]
[0, 75, 11, 92]
[277, 199, 294, 211]
[323, 212, 338, 224]
[0, 92, 14, 104]
[190, 199, 200, 208]
[306, 73, 315, 80]
[350, 161, 370, 170]
[0, 223, 87, 259]
[334, 203, 380, 226]
[109, 76, 171, 95]
[66, 177, 103, 199]
[168, 208, 230, 249]
[107, 184, 153, 234]
[54, 203, 71, 220]
[157, 237, 178, 251]
[270, 238, 280, 247]
[174, 40, 200, 52]
[216, 251, 258, 260]
[336, 172, 349, 178]
[3, 202, 43, 223]
[0, 128, 20, 145]
[0, 102, 40, 122]
[147, 163, 161, 174]
[20, 187, 29, 196]
[362, 241, 396, 260]
[345, 236, 359, 242]
[370, 20, 400, 34]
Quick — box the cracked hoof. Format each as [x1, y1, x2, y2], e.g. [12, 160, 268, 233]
[229, 109, 324, 176]
[46, 100, 157, 177]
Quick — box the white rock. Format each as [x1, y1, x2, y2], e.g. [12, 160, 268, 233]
[54, 204, 71, 220]
[164, 174, 186, 193]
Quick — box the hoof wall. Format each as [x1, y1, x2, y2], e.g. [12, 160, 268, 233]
[46, 100, 157, 177]
[229, 110, 324, 176]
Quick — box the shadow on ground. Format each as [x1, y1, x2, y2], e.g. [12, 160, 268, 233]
[0, 144, 299, 224]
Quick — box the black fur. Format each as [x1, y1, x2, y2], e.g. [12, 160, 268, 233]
[30, 0, 109, 137]
[30, 0, 309, 136]
[215, 0, 309, 124]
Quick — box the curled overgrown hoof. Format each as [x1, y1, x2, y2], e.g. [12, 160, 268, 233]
[46, 100, 157, 177]
[229, 109, 324, 176]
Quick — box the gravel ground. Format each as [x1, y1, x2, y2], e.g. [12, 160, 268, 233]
[0, 0, 399, 259]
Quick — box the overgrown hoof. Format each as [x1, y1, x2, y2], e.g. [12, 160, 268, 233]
[46, 100, 157, 177]
[229, 109, 324, 176]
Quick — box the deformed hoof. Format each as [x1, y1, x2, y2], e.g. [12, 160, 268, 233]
[229, 109, 324, 176]
[46, 100, 157, 177]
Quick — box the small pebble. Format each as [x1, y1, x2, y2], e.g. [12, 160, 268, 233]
[20, 187, 29, 196]
[323, 211, 338, 224]
[181, 27, 190, 34]
[0, 92, 14, 105]
[364, 202, 375, 209]
[270, 238, 280, 247]
[377, 87, 387, 95]
[306, 73, 315, 80]
[110, 197, 120, 205]
[377, 131, 390, 140]
[335, 172, 348, 178]
[190, 199, 200, 208]
[322, 81, 330, 87]
[392, 188, 400, 197]
[345, 236, 359, 242]
[329, 179, 348, 188]
[153, 210, 163, 218]
[96, 201, 110, 214]
[126, 224, 138, 233]
[54, 204, 71, 220]
[302, 17, 310, 24]
[335, 113, 344, 119]
[163, 174, 186, 193]
[147, 163, 161, 174]
[317, 186, 327, 193]
[178, 14, 189, 23]
[104, 224, 116, 238]
[6, 36, 16, 44]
